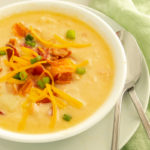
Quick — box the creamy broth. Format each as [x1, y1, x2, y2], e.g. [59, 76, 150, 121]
[0, 11, 114, 133]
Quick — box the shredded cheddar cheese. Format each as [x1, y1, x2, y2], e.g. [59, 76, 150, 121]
[0, 22, 89, 131]
[54, 34, 91, 48]
[12, 56, 30, 65]
[44, 69, 55, 86]
[51, 86, 83, 108]
[21, 47, 38, 57]
[46, 84, 57, 128]
[0, 61, 47, 82]
[6, 78, 25, 84]
[37, 47, 46, 54]
[76, 60, 89, 68]
[30, 26, 91, 48]
[0, 46, 14, 52]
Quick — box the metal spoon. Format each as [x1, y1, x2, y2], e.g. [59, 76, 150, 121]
[111, 30, 150, 150]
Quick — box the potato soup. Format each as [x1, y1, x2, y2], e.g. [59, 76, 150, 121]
[0, 11, 114, 133]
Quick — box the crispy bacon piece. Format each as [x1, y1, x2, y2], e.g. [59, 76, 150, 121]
[32, 65, 44, 75]
[8, 39, 17, 46]
[6, 49, 13, 61]
[50, 48, 71, 59]
[55, 72, 72, 84]
[48, 59, 75, 84]
[0, 67, 2, 72]
[49, 59, 75, 76]
[6, 44, 20, 61]
[37, 98, 50, 104]
[18, 79, 33, 96]
[36, 48, 51, 60]
[12, 23, 29, 37]
[0, 111, 4, 115]
[36, 48, 71, 61]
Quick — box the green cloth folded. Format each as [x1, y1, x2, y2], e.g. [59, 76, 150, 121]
[90, 0, 150, 149]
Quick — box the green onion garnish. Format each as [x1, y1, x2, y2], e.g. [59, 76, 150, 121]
[37, 80, 45, 89]
[30, 58, 37, 64]
[19, 71, 28, 81]
[36, 55, 42, 61]
[76, 67, 86, 75]
[0, 51, 6, 56]
[66, 30, 76, 40]
[13, 71, 28, 81]
[30, 55, 42, 64]
[42, 77, 50, 84]
[25, 40, 36, 47]
[13, 72, 20, 80]
[25, 34, 34, 41]
[37, 76, 50, 89]
[25, 34, 36, 47]
[63, 114, 72, 121]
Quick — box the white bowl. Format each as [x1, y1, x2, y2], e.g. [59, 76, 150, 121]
[0, 0, 127, 143]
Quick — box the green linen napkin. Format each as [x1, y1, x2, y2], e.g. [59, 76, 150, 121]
[89, 0, 150, 149]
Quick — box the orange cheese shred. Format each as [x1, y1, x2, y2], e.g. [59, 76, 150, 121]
[51, 85, 83, 108]
[30, 26, 91, 48]
[46, 84, 57, 128]
[0, 61, 47, 82]
[54, 34, 91, 48]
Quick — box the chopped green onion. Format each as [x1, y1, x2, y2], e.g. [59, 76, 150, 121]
[76, 67, 86, 75]
[63, 114, 72, 121]
[25, 40, 36, 47]
[0, 51, 6, 56]
[25, 34, 36, 47]
[13, 72, 28, 81]
[37, 77, 50, 89]
[37, 80, 45, 89]
[19, 71, 28, 81]
[66, 30, 76, 40]
[25, 34, 33, 41]
[42, 77, 50, 84]
[30, 58, 37, 64]
[36, 55, 42, 61]
[13, 72, 20, 80]
[30, 55, 42, 64]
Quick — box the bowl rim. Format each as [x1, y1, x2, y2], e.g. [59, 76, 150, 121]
[0, 0, 127, 143]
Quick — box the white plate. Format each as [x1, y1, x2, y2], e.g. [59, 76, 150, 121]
[0, 1, 149, 150]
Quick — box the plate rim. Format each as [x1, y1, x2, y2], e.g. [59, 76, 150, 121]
[0, 0, 149, 149]
[82, 5, 150, 148]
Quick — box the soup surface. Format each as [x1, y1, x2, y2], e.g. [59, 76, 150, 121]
[0, 11, 114, 133]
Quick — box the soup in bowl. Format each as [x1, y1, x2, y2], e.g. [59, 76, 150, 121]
[0, 0, 127, 143]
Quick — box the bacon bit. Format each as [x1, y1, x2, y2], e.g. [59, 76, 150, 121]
[26, 65, 44, 77]
[36, 48, 51, 60]
[6, 44, 19, 57]
[55, 72, 72, 84]
[12, 23, 29, 37]
[36, 47, 45, 56]
[18, 79, 33, 96]
[6, 49, 13, 61]
[50, 48, 71, 59]
[6, 44, 20, 61]
[0, 67, 2, 72]
[36, 98, 50, 104]
[8, 39, 17, 46]
[0, 111, 4, 115]
[49, 59, 75, 76]
[32, 65, 44, 75]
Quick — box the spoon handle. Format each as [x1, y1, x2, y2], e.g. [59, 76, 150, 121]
[111, 93, 124, 150]
[128, 87, 150, 139]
